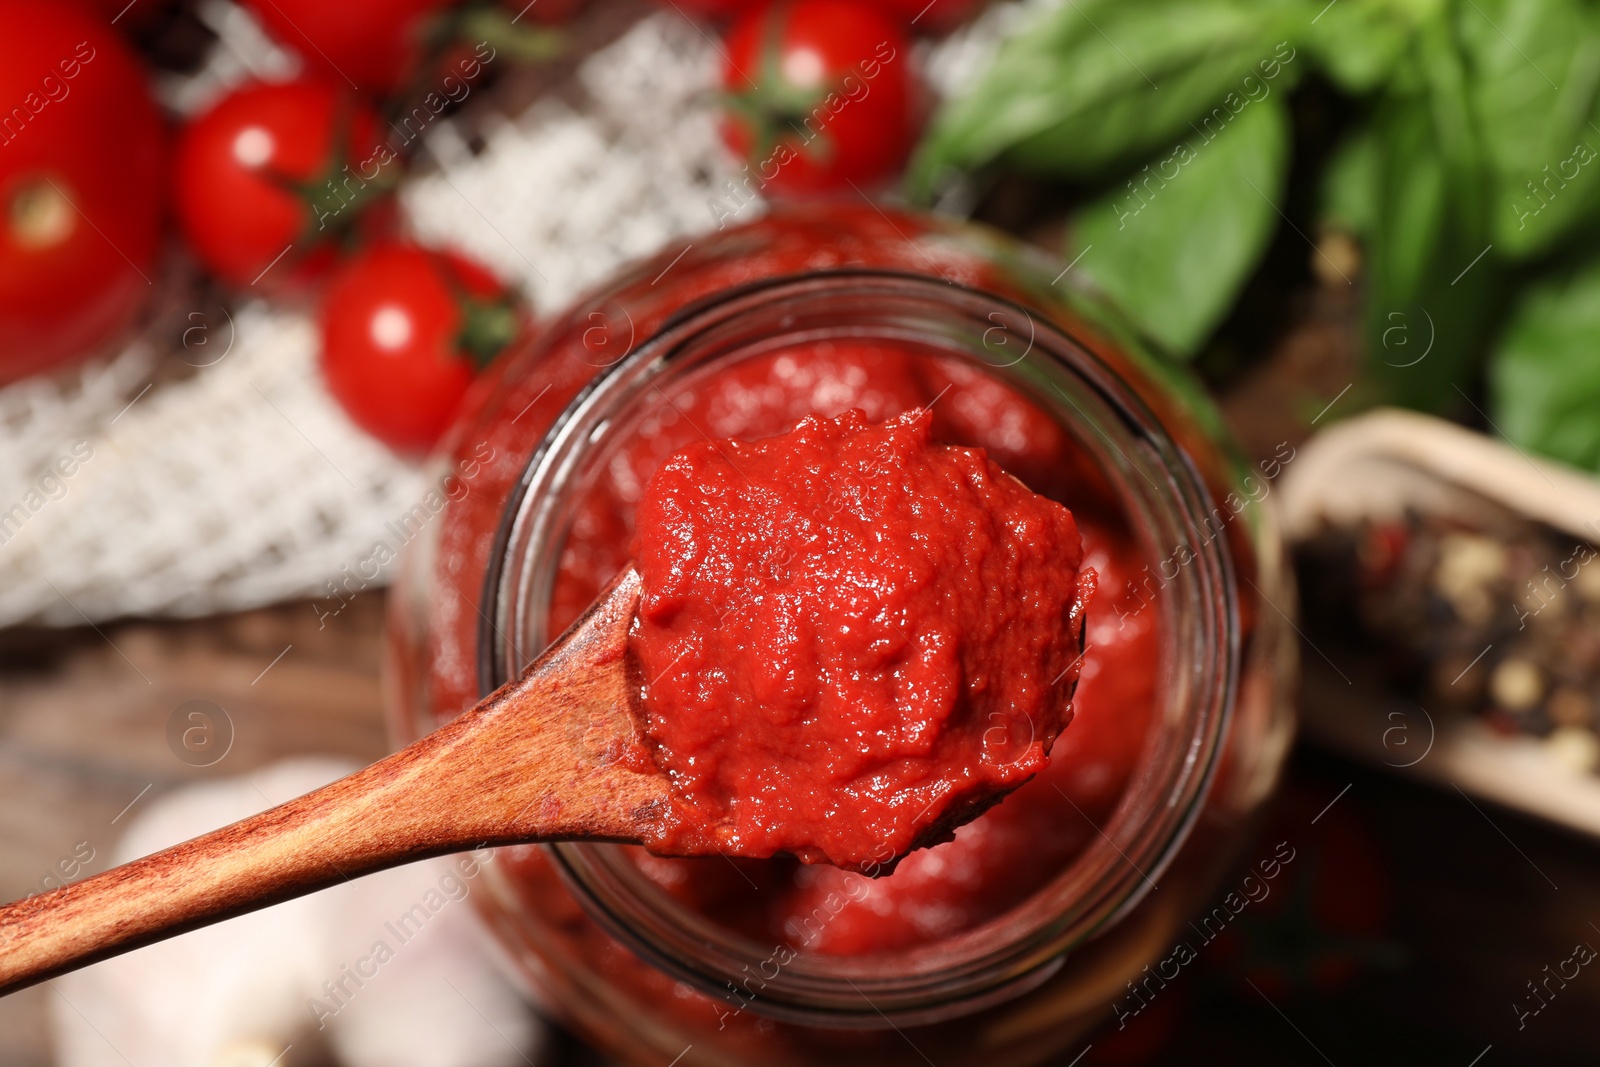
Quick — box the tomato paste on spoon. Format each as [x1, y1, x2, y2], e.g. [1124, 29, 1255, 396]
[627, 408, 1096, 871]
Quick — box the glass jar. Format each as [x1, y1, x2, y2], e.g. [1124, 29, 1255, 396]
[386, 203, 1296, 1066]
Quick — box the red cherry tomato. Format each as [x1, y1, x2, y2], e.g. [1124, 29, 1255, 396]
[319, 241, 525, 455]
[173, 79, 396, 289]
[0, 0, 163, 384]
[238, 0, 458, 95]
[721, 0, 919, 197]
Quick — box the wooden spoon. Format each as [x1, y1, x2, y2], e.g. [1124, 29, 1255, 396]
[0, 566, 668, 997]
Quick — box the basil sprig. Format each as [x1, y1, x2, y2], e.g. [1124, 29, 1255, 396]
[912, 0, 1600, 471]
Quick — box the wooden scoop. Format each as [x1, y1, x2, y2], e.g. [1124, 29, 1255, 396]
[0, 566, 667, 997]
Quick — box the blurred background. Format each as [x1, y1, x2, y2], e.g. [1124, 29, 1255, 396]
[4, 0, 1600, 1062]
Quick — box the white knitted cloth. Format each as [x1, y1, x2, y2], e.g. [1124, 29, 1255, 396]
[0, 2, 1018, 627]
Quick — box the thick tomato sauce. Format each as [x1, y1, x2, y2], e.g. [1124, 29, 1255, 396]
[627, 408, 1093, 870]
[512, 339, 1159, 958]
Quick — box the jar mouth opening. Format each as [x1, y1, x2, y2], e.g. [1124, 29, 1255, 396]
[478, 269, 1238, 1027]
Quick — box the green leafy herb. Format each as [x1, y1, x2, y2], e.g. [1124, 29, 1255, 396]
[1360, 22, 1507, 411]
[910, 0, 1600, 457]
[1300, 0, 1426, 94]
[906, 0, 1309, 199]
[1454, 0, 1600, 259]
[1368, 95, 1451, 305]
[1069, 94, 1291, 357]
[1489, 254, 1600, 470]
[1320, 122, 1380, 237]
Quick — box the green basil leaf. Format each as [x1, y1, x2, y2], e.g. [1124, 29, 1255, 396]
[1419, 14, 1489, 207]
[1489, 256, 1600, 470]
[1004, 33, 1304, 174]
[1320, 122, 1381, 238]
[1068, 94, 1291, 357]
[1363, 76, 1504, 411]
[1370, 96, 1450, 304]
[1301, 0, 1423, 94]
[906, 0, 1309, 199]
[1454, 0, 1600, 259]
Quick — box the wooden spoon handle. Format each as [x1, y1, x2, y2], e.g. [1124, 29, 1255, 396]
[0, 567, 666, 996]
[0, 746, 472, 994]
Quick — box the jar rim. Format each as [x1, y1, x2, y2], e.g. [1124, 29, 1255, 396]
[476, 267, 1239, 1028]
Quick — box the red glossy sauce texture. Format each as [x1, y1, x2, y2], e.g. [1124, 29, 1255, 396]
[629, 408, 1094, 870]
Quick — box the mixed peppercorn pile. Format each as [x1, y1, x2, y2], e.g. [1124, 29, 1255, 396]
[1298, 511, 1600, 773]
